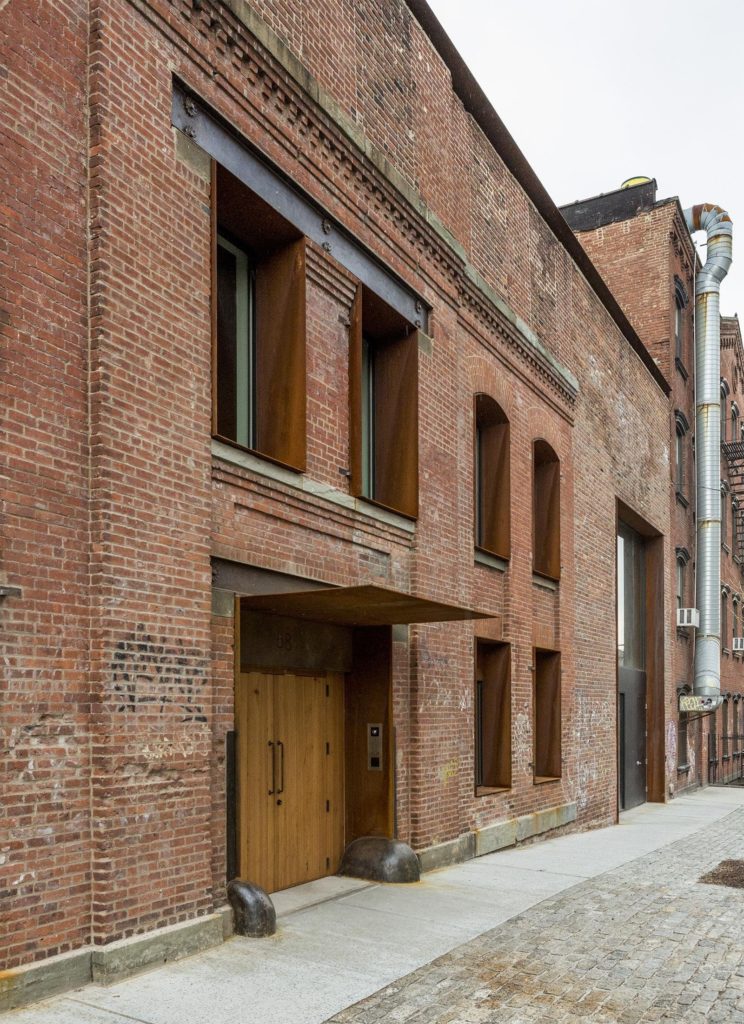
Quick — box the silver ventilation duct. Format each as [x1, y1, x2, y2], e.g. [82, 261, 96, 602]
[685, 204, 733, 703]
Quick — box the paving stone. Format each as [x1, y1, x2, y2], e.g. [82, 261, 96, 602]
[327, 807, 744, 1024]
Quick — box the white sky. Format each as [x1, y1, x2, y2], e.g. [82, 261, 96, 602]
[427, 0, 744, 321]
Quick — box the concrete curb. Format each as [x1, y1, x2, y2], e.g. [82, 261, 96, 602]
[0, 908, 233, 1013]
[417, 801, 577, 872]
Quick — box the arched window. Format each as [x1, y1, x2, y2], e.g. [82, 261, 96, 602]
[675, 547, 690, 612]
[674, 277, 687, 364]
[732, 402, 740, 445]
[474, 394, 510, 559]
[721, 379, 730, 442]
[674, 411, 689, 497]
[533, 440, 560, 580]
[733, 596, 740, 647]
[722, 589, 729, 651]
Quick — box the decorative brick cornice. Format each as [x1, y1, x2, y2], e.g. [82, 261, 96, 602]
[138, 0, 578, 406]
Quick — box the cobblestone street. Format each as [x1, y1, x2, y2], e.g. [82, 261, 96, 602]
[329, 805, 744, 1024]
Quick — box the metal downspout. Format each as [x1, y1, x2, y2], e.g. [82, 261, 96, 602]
[685, 204, 733, 701]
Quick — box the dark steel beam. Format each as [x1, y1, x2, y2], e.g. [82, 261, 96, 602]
[173, 85, 428, 332]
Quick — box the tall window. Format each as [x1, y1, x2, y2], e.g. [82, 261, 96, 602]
[721, 380, 730, 443]
[735, 698, 741, 755]
[674, 277, 687, 365]
[350, 285, 418, 517]
[721, 484, 729, 549]
[722, 590, 729, 651]
[533, 649, 561, 781]
[474, 395, 510, 559]
[216, 235, 255, 448]
[723, 699, 730, 757]
[533, 440, 560, 580]
[213, 164, 306, 469]
[734, 597, 740, 646]
[676, 557, 685, 610]
[734, 500, 739, 556]
[733, 403, 740, 445]
[674, 411, 689, 496]
[475, 641, 511, 791]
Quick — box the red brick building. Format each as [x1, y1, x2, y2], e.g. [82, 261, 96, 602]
[562, 180, 741, 798]
[0, 0, 704, 1008]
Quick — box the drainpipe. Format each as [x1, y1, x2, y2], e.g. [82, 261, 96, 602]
[685, 204, 733, 704]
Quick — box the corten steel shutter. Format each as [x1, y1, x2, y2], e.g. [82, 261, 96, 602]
[372, 328, 419, 518]
[255, 238, 307, 470]
[475, 395, 510, 559]
[534, 649, 561, 780]
[532, 443, 560, 580]
[477, 642, 511, 790]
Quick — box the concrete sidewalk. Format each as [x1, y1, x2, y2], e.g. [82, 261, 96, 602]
[8, 787, 744, 1024]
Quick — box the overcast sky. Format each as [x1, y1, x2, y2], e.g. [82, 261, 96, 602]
[427, 0, 744, 321]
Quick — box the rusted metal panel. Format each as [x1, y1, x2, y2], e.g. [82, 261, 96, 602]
[241, 584, 492, 626]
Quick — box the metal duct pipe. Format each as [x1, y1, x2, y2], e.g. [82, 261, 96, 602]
[685, 204, 733, 701]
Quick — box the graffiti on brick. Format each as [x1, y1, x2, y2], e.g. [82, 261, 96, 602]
[111, 624, 208, 722]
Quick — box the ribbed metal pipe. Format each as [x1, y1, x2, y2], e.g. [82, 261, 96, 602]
[685, 204, 733, 699]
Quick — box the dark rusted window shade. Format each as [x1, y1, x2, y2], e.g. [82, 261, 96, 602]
[474, 394, 510, 558]
[349, 285, 418, 518]
[216, 242, 241, 443]
[255, 240, 306, 469]
[534, 648, 561, 780]
[475, 641, 511, 790]
[533, 440, 560, 580]
[213, 163, 306, 471]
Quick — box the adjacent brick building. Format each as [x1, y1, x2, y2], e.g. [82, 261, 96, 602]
[562, 180, 742, 798]
[1, 0, 722, 1009]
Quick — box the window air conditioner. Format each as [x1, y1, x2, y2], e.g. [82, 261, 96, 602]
[677, 608, 699, 628]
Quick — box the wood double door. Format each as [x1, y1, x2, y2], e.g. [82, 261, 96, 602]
[235, 671, 345, 893]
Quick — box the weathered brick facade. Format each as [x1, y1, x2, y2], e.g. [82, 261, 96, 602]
[563, 183, 743, 798]
[1, 0, 685, 1002]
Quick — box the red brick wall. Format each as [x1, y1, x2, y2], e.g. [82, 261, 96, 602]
[1, 0, 91, 968]
[2, 0, 674, 970]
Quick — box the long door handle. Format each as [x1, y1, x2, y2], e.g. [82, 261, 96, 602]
[268, 740, 275, 795]
[277, 740, 285, 794]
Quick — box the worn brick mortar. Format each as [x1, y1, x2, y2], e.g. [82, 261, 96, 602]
[327, 808, 744, 1024]
[2, 0, 673, 970]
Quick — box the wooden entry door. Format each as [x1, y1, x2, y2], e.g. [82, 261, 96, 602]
[236, 671, 344, 893]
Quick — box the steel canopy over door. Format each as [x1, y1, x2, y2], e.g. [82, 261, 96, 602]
[235, 671, 344, 893]
[617, 523, 647, 810]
